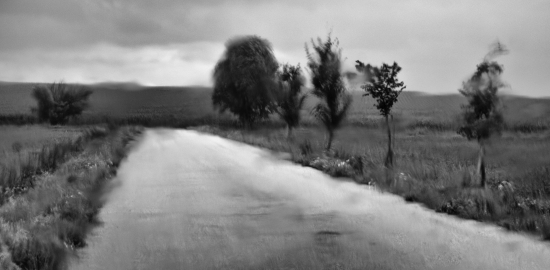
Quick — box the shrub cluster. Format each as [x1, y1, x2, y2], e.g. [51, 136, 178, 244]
[31, 82, 92, 125]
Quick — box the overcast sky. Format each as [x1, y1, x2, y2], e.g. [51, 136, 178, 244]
[0, 0, 549, 96]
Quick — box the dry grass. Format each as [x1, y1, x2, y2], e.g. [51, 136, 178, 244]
[0, 126, 81, 163]
[0, 126, 142, 269]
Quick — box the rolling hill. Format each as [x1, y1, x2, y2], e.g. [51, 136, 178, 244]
[0, 81, 548, 126]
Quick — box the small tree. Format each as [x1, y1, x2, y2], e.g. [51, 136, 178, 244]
[356, 61, 405, 168]
[31, 81, 92, 125]
[306, 35, 352, 151]
[212, 35, 279, 128]
[458, 42, 508, 188]
[275, 63, 307, 139]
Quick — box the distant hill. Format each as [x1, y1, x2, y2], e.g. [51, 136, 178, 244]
[0, 82, 214, 118]
[89, 81, 144, 91]
[0, 81, 548, 124]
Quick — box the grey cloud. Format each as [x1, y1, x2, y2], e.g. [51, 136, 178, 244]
[0, 0, 549, 96]
[116, 15, 163, 35]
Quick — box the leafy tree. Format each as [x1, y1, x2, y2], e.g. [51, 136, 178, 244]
[306, 35, 352, 150]
[31, 81, 92, 125]
[458, 42, 508, 187]
[212, 35, 279, 128]
[356, 61, 406, 168]
[275, 63, 307, 139]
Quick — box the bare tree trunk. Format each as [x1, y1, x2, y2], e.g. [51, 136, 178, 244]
[286, 125, 293, 140]
[477, 141, 486, 188]
[326, 128, 334, 151]
[385, 115, 393, 168]
[392, 114, 396, 164]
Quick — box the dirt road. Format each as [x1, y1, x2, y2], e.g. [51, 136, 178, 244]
[71, 129, 550, 269]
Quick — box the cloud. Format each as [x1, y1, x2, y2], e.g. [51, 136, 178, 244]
[0, 0, 549, 96]
[0, 42, 225, 86]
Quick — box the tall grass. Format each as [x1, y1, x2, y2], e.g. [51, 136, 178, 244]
[0, 128, 111, 204]
[0, 126, 142, 269]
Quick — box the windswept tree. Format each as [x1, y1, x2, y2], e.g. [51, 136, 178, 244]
[356, 61, 406, 168]
[276, 63, 307, 139]
[212, 35, 279, 128]
[31, 81, 92, 125]
[458, 41, 508, 188]
[306, 35, 352, 151]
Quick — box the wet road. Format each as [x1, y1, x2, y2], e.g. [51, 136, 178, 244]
[71, 129, 550, 270]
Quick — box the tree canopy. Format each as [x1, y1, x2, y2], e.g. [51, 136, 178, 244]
[275, 63, 307, 138]
[212, 35, 279, 127]
[458, 42, 508, 141]
[458, 41, 508, 187]
[356, 61, 405, 117]
[306, 35, 352, 150]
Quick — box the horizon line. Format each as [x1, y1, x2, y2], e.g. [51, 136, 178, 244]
[0, 80, 547, 99]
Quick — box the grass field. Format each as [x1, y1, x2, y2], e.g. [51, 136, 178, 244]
[0, 125, 82, 164]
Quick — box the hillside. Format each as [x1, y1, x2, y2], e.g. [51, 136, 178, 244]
[1, 82, 548, 125]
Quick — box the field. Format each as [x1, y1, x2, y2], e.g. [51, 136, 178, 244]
[1, 81, 550, 243]
[0, 125, 82, 165]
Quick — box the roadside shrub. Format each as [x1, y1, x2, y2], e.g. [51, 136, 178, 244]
[440, 188, 503, 220]
[308, 156, 356, 178]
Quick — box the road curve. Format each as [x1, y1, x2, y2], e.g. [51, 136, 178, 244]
[71, 129, 550, 270]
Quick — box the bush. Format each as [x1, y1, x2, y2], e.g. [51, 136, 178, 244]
[31, 82, 92, 125]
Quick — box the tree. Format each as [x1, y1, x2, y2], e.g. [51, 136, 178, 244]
[306, 35, 352, 151]
[275, 63, 307, 139]
[212, 35, 279, 128]
[31, 81, 92, 125]
[458, 41, 508, 188]
[356, 61, 406, 168]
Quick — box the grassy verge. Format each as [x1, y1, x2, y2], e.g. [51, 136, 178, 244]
[0, 126, 142, 270]
[192, 125, 550, 241]
[0, 126, 82, 164]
